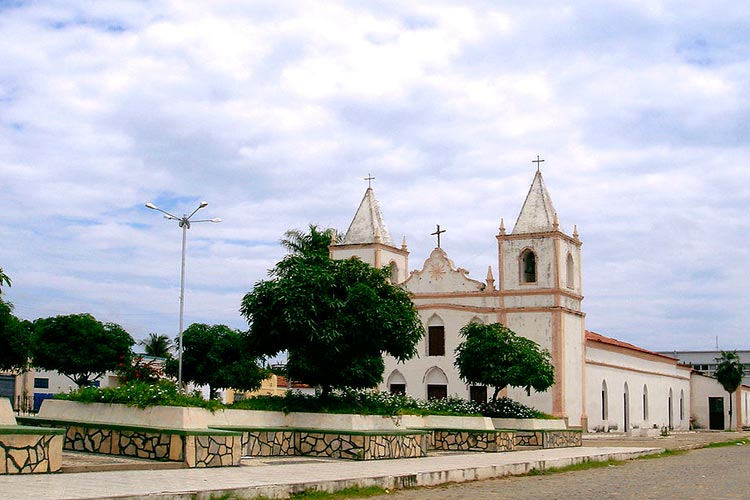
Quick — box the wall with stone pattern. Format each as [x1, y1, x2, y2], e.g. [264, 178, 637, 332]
[242, 429, 427, 460]
[0, 432, 63, 474]
[432, 430, 516, 452]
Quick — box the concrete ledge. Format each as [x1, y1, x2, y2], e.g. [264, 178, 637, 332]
[421, 415, 494, 430]
[492, 418, 567, 430]
[37, 400, 210, 429]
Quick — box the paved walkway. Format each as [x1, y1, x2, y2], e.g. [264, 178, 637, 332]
[1, 431, 747, 500]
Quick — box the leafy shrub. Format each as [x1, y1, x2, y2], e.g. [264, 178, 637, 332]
[56, 382, 544, 419]
[55, 380, 223, 410]
[230, 388, 544, 418]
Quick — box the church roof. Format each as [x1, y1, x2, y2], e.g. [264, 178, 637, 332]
[586, 331, 679, 362]
[512, 170, 558, 234]
[340, 187, 393, 246]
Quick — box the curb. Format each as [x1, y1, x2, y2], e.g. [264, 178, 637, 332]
[86, 448, 664, 500]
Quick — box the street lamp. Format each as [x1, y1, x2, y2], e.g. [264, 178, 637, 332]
[145, 201, 221, 389]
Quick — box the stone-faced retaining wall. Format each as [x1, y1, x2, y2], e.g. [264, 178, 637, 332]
[0, 427, 65, 474]
[18, 418, 242, 468]
[542, 429, 582, 448]
[238, 428, 428, 460]
[431, 430, 516, 452]
[512, 429, 582, 449]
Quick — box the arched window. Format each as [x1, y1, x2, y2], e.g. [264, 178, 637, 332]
[387, 370, 406, 395]
[642, 385, 649, 420]
[427, 315, 445, 357]
[425, 367, 448, 400]
[601, 380, 609, 420]
[566, 253, 575, 288]
[623, 383, 630, 431]
[389, 261, 399, 283]
[668, 388, 674, 429]
[521, 249, 537, 283]
[680, 390, 685, 421]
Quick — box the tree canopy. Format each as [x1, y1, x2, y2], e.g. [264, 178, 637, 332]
[454, 322, 554, 402]
[0, 299, 31, 373]
[140, 333, 173, 358]
[715, 351, 744, 394]
[240, 225, 424, 397]
[32, 313, 135, 387]
[715, 350, 744, 429]
[0, 266, 11, 294]
[165, 323, 268, 398]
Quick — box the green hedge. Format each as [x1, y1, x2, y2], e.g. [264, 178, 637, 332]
[55, 382, 545, 419]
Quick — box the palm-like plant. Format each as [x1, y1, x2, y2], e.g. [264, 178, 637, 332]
[140, 333, 173, 359]
[715, 350, 745, 429]
[281, 225, 338, 259]
[0, 267, 12, 294]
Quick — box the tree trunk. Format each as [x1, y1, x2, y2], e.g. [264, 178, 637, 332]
[320, 384, 331, 399]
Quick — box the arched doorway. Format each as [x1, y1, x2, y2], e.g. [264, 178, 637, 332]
[424, 367, 448, 400]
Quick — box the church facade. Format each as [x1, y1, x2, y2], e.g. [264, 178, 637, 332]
[330, 168, 747, 432]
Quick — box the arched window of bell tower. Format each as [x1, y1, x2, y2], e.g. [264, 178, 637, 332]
[389, 261, 399, 283]
[520, 249, 537, 283]
[566, 253, 575, 289]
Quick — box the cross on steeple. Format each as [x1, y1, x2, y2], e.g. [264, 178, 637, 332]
[364, 173, 375, 189]
[532, 155, 545, 172]
[431, 224, 446, 248]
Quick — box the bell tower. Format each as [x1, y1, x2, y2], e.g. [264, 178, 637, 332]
[496, 165, 586, 426]
[329, 177, 409, 283]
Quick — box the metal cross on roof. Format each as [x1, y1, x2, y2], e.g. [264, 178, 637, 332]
[431, 224, 446, 248]
[532, 155, 545, 172]
[364, 173, 375, 189]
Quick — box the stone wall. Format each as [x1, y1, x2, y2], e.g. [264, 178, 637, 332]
[0, 431, 64, 474]
[542, 429, 582, 448]
[241, 429, 427, 460]
[20, 419, 242, 468]
[514, 430, 543, 448]
[432, 430, 515, 452]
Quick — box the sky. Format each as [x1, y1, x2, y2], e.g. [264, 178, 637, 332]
[1, 1, 748, 353]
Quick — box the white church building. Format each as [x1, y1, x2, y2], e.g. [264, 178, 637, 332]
[330, 168, 748, 432]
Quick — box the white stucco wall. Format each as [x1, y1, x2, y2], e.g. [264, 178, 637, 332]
[586, 343, 691, 432]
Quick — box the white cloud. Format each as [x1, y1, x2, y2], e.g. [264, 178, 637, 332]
[1, 1, 748, 351]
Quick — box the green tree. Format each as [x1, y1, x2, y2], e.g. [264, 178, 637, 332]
[240, 225, 424, 397]
[454, 322, 554, 402]
[715, 350, 745, 429]
[32, 313, 135, 387]
[0, 299, 31, 373]
[0, 266, 12, 294]
[140, 333, 173, 358]
[165, 323, 267, 399]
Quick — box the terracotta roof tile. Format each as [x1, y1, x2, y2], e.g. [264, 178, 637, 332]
[586, 330, 681, 362]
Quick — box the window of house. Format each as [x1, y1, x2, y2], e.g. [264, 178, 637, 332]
[428, 326, 445, 356]
[642, 385, 649, 420]
[427, 384, 447, 400]
[389, 384, 406, 395]
[521, 249, 537, 283]
[469, 385, 487, 403]
[601, 380, 608, 420]
[33, 378, 49, 389]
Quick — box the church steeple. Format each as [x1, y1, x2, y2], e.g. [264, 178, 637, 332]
[331, 179, 409, 283]
[512, 170, 558, 234]
[341, 187, 393, 246]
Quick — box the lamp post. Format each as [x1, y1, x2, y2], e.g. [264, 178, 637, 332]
[145, 201, 221, 389]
